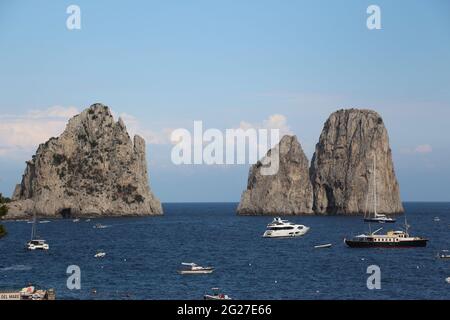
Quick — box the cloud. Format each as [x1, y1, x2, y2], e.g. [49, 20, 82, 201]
[0, 106, 79, 158]
[114, 112, 173, 145]
[414, 144, 433, 154]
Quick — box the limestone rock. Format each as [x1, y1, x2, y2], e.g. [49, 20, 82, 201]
[310, 108, 403, 215]
[7, 103, 163, 218]
[237, 135, 314, 215]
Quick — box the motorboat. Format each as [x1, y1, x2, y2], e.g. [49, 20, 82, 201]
[204, 288, 232, 300]
[437, 250, 450, 259]
[94, 252, 106, 258]
[363, 155, 396, 224]
[1, 286, 56, 300]
[178, 263, 214, 275]
[314, 243, 332, 249]
[93, 223, 107, 229]
[73, 219, 80, 223]
[262, 217, 309, 238]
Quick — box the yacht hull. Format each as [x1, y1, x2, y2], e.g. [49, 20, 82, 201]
[345, 239, 427, 248]
[363, 218, 396, 223]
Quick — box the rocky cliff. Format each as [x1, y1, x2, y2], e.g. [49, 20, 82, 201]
[7, 103, 163, 218]
[237, 135, 314, 215]
[310, 109, 403, 215]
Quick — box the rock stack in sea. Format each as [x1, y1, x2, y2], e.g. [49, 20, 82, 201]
[6, 103, 163, 218]
[310, 109, 403, 215]
[237, 108, 403, 215]
[237, 135, 314, 215]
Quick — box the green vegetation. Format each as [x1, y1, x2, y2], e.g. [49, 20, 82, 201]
[0, 193, 8, 238]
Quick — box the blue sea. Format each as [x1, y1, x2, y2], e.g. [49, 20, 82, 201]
[1, 202, 450, 300]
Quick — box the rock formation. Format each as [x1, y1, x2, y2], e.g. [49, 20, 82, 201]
[310, 109, 403, 215]
[237, 135, 314, 215]
[7, 103, 163, 218]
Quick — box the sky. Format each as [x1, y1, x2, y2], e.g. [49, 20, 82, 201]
[0, 0, 449, 202]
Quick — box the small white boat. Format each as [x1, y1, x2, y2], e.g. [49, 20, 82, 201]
[204, 288, 232, 300]
[314, 243, 332, 249]
[434, 217, 440, 222]
[437, 250, 450, 259]
[86, 219, 91, 222]
[93, 223, 107, 229]
[26, 239, 49, 251]
[39, 220, 50, 224]
[446, 277, 450, 284]
[73, 219, 80, 223]
[178, 263, 214, 275]
[262, 217, 309, 238]
[94, 252, 106, 258]
[26, 214, 49, 251]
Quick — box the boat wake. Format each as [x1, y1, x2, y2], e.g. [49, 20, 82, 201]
[0, 264, 33, 272]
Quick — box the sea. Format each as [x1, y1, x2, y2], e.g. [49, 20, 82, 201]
[1, 202, 449, 300]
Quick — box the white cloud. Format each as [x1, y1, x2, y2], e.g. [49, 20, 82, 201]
[414, 144, 433, 154]
[115, 112, 172, 145]
[0, 106, 79, 158]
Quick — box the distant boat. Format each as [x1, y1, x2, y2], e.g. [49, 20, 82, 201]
[73, 219, 80, 223]
[434, 217, 440, 222]
[94, 252, 106, 258]
[437, 250, 450, 259]
[446, 277, 450, 284]
[0, 286, 55, 300]
[178, 263, 214, 275]
[262, 217, 309, 238]
[314, 243, 332, 249]
[93, 223, 107, 229]
[85, 219, 91, 222]
[39, 220, 50, 224]
[26, 214, 49, 251]
[363, 155, 396, 224]
[204, 288, 232, 300]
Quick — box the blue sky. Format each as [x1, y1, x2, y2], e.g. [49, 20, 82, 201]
[0, 0, 449, 202]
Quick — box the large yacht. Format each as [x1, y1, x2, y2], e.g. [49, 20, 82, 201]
[262, 217, 310, 238]
[345, 226, 428, 248]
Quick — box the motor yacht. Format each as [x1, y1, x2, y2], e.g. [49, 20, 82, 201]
[262, 217, 309, 238]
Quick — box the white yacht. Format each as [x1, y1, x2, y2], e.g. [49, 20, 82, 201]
[94, 252, 106, 258]
[262, 217, 310, 238]
[178, 263, 214, 275]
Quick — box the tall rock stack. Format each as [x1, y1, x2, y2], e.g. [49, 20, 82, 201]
[237, 135, 314, 215]
[310, 109, 403, 215]
[7, 103, 163, 218]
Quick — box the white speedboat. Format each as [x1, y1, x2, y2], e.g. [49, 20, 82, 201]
[262, 217, 310, 238]
[178, 263, 214, 275]
[94, 252, 106, 258]
[204, 288, 232, 300]
[73, 219, 80, 223]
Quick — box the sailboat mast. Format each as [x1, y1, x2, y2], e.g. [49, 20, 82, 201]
[373, 154, 377, 216]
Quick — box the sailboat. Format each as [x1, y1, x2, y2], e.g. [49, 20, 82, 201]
[26, 213, 49, 250]
[363, 155, 396, 224]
